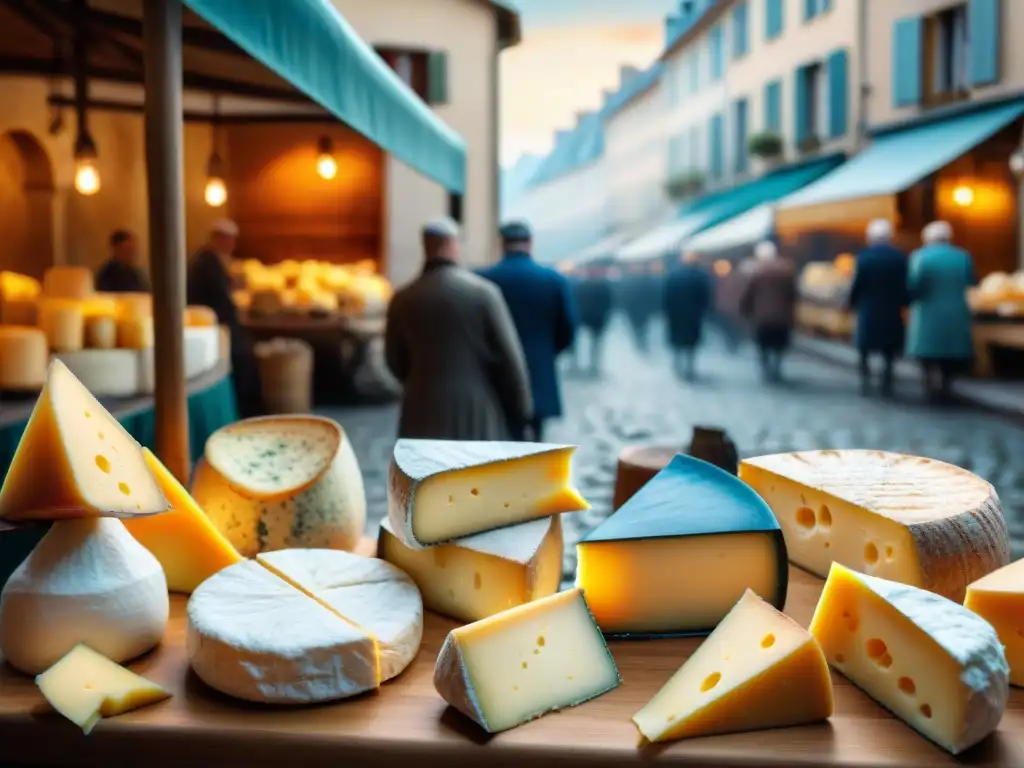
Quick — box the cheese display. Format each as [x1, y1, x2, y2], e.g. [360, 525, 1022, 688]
[81, 295, 118, 319]
[433, 588, 621, 733]
[117, 315, 154, 349]
[193, 416, 366, 555]
[187, 550, 422, 703]
[739, 450, 1009, 602]
[35, 643, 171, 735]
[0, 518, 169, 674]
[38, 298, 85, 352]
[965, 558, 1024, 686]
[42, 266, 94, 299]
[378, 516, 563, 623]
[85, 315, 116, 349]
[0, 360, 170, 521]
[123, 449, 242, 593]
[633, 590, 833, 743]
[54, 349, 140, 398]
[388, 439, 588, 549]
[0, 271, 40, 326]
[810, 563, 1008, 755]
[114, 293, 152, 320]
[185, 305, 218, 327]
[577, 454, 787, 636]
[0, 326, 47, 390]
[184, 327, 220, 378]
[235, 258, 392, 319]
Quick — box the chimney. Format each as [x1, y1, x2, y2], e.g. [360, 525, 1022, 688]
[619, 65, 641, 86]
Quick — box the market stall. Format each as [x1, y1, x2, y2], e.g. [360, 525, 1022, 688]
[795, 256, 855, 339]
[969, 271, 1024, 377]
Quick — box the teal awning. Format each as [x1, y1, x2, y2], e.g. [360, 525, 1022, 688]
[185, 0, 467, 193]
[780, 100, 1024, 210]
[617, 155, 843, 262]
[687, 203, 775, 254]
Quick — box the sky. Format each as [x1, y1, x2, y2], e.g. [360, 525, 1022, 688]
[499, 0, 679, 166]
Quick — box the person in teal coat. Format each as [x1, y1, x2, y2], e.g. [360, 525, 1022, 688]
[905, 220, 977, 403]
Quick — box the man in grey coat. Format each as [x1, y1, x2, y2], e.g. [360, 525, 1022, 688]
[385, 217, 534, 440]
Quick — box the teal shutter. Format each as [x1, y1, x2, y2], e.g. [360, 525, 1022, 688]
[892, 17, 923, 106]
[804, 0, 816, 21]
[709, 113, 724, 179]
[827, 49, 849, 138]
[968, 0, 1000, 86]
[765, 0, 784, 39]
[709, 25, 723, 81]
[794, 65, 808, 146]
[733, 3, 749, 59]
[734, 98, 749, 173]
[427, 51, 449, 105]
[764, 79, 782, 132]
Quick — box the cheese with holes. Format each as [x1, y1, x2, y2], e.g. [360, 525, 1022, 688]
[85, 315, 116, 349]
[739, 451, 1009, 603]
[577, 454, 787, 637]
[810, 563, 1008, 754]
[0, 360, 169, 521]
[0, 326, 47, 389]
[434, 588, 620, 733]
[255, 549, 423, 683]
[388, 440, 588, 549]
[54, 349, 140, 398]
[194, 417, 365, 555]
[117, 315, 153, 349]
[633, 590, 833, 743]
[38, 298, 85, 352]
[43, 267, 93, 299]
[965, 558, 1024, 687]
[123, 449, 242, 593]
[36, 643, 171, 735]
[0, 518, 169, 674]
[378, 516, 563, 623]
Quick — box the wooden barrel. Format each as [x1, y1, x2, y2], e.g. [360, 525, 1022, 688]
[612, 444, 680, 511]
[255, 337, 314, 414]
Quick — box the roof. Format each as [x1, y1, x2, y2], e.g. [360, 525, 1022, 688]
[660, 0, 730, 62]
[601, 62, 666, 120]
[527, 112, 605, 187]
[484, 1, 522, 47]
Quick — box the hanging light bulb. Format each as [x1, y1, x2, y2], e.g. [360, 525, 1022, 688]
[204, 151, 228, 207]
[73, 131, 100, 196]
[316, 136, 337, 180]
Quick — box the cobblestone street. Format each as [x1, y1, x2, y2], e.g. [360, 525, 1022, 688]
[324, 318, 1024, 579]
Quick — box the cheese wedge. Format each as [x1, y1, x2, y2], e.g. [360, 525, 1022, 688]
[123, 449, 243, 593]
[577, 454, 787, 636]
[633, 590, 832, 743]
[388, 439, 588, 549]
[810, 563, 1008, 755]
[378, 516, 563, 623]
[965, 558, 1024, 687]
[739, 450, 1009, 602]
[0, 360, 170, 521]
[433, 588, 620, 733]
[36, 644, 171, 735]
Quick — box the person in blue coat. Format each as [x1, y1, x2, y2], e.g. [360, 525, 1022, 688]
[478, 221, 578, 441]
[663, 252, 713, 381]
[848, 219, 909, 398]
[905, 220, 977, 404]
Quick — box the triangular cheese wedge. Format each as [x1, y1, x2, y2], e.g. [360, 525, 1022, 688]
[966, 558, 1024, 686]
[577, 454, 787, 636]
[0, 360, 170, 521]
[122, 449, 243, 593]
[387, 439, 588, 549]
[633, 590, 833, 743]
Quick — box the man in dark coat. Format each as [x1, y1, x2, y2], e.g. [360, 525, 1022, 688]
[95, 230, 150, 293]
[386, 217, 532, 440]
[740, 241, 798, 383]
[186, 219, 263, 418]
[572, 265, 614, 375]
[848, 219, 909, 397]
[478, 221, 577, 442]
[663, 252, 713, 381]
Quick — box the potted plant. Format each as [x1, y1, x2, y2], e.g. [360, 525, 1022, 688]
[798, 134, 822, 154]
[666, 169, 705, 200]
[748, 132, 783, 160]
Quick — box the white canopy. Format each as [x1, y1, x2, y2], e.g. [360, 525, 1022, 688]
[686, 204, 775, 254]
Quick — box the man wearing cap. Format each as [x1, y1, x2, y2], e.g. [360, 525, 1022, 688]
[478, 221, 578, 442]
[386, 217, 533, 440]
[96, 229, 150, 293]
[187, 220, 263, 418]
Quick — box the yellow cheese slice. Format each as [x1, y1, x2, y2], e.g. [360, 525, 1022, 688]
[122, 449, 243, 593]
[632, 589, 833, 743]
[965, 558, 1024, 686]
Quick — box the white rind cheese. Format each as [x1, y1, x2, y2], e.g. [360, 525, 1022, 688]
[53, 349, 141, 398]
[0, 518, 169, 674]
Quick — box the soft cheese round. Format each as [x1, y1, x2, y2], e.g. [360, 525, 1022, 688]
[0, 518, 169, 674]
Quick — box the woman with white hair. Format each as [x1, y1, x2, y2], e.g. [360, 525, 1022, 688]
[905, 220, 976, 403]
[739, 239, 798, 383]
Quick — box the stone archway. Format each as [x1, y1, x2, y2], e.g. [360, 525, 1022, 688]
[0, 129, 55, 279]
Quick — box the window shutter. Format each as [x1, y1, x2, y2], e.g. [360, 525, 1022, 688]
[765, 0, 783, 39]
[709, 113, 724, 179]
[427, 51, 449, 105]
[764, 80, 782, 132]
[794, 66, 808, 146]
[827, 49, 849, 138]
[734, 98, 749, 173]
[968, 0, 1000, 86]
[733, 3, 749, 59]
[892, 17, 923, 107]
[804, 0, 816, 22]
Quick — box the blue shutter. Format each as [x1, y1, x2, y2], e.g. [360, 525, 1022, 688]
[709, 25, 723, 81]
[764, 79, 782, 132]
[804, 0, 816, 21]
[427, 52, 449, 105]
[733, 3, 749, 59]
[969, 0, 1000, 86]
[765, 0, 783, 39]
[734, 98, 749, 173]
[709, 113, 724, 180]
[892, 17, 923, 106]
[827, 49, 849, 138]
[794, 66, 808, 146]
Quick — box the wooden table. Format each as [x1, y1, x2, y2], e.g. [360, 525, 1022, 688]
[2, 566, 1023, 767]
[972, 317, 1024, 378]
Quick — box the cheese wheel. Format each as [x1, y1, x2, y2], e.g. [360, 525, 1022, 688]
[42, 266, 94, 299]
[185, 305, 218, 327]
[114, 294, 152, 320]
[55, 349, 140, 398]
[81, 296, 118, 319]
[0, 298, 37, 326]
[0, 271, 40, 301]
[0, 325, 47, 389]
[38, 298, 85, 352]
[85, 315, 117, 349]
[612, 445, 678, 511]
[117, 315, 154, 349]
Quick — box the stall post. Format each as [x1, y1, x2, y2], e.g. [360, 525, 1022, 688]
[143, 0, 190, 482]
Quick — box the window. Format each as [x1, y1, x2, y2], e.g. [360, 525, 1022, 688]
[689, 49, 701, 93]
[929, 5, 969, 98]
[669, 133, 690, 175]
[709, 113, 725, 180]
[376, 48, 448, 105]
[800, 62, 828, 144]
[764, 79, 782, 132]
[733, 2, 749, 60]
[765, 0, 784, 40]
[709, 25, 725, 82]
[690, 123, 701, 169]
[804, 0, 831, 22]
[734, 98, 749, 174]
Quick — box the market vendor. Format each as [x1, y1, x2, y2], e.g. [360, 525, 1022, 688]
[95, 229, 150, 293]
[187, 219, 264, 418]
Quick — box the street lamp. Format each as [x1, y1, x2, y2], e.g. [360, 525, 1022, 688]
[204, 151, 227, 208]
[73, 131, 100, 196]
[952, 184, 975, 208]
[316, 136, 338, 180]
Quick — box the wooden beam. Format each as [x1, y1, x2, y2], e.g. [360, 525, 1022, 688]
[143, 0, 190, 483]
[47, 95, 335, 124]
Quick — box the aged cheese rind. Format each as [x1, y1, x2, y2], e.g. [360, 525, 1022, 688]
[388, 439, 588, 549]
[740, 450, 1009, 602]
[577, 454, 788, 636]
[633, 590, 833, 742]
[0, 518, 169, 674]
[433, 588, 621, 733]
[810, 563, 1008, 755]
[378, 516, 562, 622]
[965, 558, 1024, 687]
